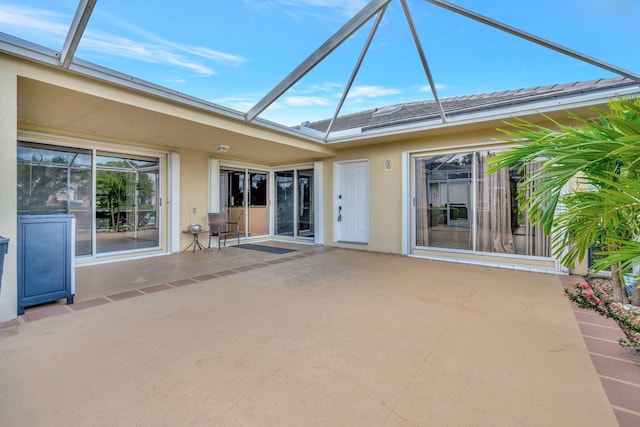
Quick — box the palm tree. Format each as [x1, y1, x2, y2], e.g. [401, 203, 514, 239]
[488, 96, 640, 303]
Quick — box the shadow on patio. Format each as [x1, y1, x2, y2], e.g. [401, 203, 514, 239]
[0, 243, 631, 426]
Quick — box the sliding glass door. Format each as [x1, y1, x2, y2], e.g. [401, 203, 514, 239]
[18, 142, 162, 257]
[220, 168, 269, 237]
[275, 169, 314, 239]
[414, 150, 549, 257]
[95, 153, 160, 254]
[275, 170, 294, 236]
[297, 169, 314, 237]
[415, 153, 472, 250]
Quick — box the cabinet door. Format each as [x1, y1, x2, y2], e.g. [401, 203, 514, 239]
[18, 215, 74, 314]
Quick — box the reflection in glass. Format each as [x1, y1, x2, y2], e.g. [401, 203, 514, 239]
[248, 171, 268, 236]
[220, 169, 246, 233]
[17, 143, 93, 256]
[297, 169, 314, 238]
[414, 151, 550, 257]
[415, 153, 472, 250]
[95, 153, 159, 254]
[275, 171, 294, 236]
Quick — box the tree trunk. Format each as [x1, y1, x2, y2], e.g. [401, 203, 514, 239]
[611, 264, 629, 304]
[632, 278, 640, 306]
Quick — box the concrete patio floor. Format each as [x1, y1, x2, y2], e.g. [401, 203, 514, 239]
[0, 243, 633, 425]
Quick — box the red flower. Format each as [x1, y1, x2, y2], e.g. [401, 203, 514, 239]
[595, 299, 604, 305]
[581, 283, 590, 290]
[586, 292, 595, 299]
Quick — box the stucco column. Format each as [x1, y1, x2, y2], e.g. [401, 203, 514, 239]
[0, 58, 18, 322]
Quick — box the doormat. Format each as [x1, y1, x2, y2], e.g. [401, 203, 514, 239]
[238, 244, 297, 254]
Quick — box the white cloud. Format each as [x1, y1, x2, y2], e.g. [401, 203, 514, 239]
[282, 96, 331, 106]
[0, 4, 244, 77]
[298, 82, 344, 94]
[79, 33, 217, 76]
[211, 95, 261, 112]
[0, 5, 69, 43]
[419, 83, 449, 92]
[347, 85, 402, 98]
[103, 14, 246, 65]
[277, 0, 368, 15]
[243, 0, 368, 18]
[98, 14, 246, 67]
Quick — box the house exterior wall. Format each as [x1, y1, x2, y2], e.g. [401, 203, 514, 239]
[0, 57, 18, 322]
[178, 150, 211, 241]
[0, 51, 619, 321]
[0, 56, 227, 321]
[322, 129, 506, 254]
[320, 126, 578, 273]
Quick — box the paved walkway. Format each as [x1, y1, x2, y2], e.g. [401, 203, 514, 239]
[559, 275, 640, 427]
[0, 245, 636, 426]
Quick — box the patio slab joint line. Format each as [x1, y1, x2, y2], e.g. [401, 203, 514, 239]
[581, 334, 621, 344]
[599, 374, 640, 389]
[578, 320, 626, 331]
[590, 352, 640, 366]
[4, 248, 326, 329]
[612, 405, 640, 417]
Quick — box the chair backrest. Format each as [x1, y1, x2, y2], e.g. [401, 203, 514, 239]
[208, 212, 228, 233]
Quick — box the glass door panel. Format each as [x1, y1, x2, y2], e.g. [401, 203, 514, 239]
[275, 170, 294, 236]
[297, 169, 314, 238]
[95, 153, 159, 254]
[415, 153, 472, 250]
[17, 143, 93, 256]
[248, 171, 268, 236]
[220, 169, 246, 233]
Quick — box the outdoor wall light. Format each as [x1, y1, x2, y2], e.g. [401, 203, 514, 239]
[216, 144, 229, 153]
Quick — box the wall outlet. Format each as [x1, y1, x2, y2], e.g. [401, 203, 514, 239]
[192, 207, 197, 214]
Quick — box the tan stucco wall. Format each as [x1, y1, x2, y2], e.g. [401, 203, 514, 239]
[0, 58, 18, 322]
[320, 126, 589, 274]
[322, 128, 508, 254]
[178, 150, 210, 249]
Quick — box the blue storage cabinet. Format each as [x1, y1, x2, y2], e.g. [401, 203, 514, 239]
[18, 214, 75, 315]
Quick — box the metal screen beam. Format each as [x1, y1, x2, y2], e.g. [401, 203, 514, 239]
[424, 0, 640, 82]
[401, 0, 446, 123]
[60, 0, 97, 69]
[324, 6, 388, 140]
[246, 0, 392, 122]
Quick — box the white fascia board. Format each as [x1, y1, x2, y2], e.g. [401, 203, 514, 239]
[0, 33, 61, 66]
[2, 40, 327, 145]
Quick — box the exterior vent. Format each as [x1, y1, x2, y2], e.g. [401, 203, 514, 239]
[372, 106, 402, 117]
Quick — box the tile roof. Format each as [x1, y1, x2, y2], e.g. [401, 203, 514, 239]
[301, 77, 639, 134]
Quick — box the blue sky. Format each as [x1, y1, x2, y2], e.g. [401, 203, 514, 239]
[1, 0, 638, 126]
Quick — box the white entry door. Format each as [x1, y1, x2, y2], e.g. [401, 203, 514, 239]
[335, 160, 369, 243]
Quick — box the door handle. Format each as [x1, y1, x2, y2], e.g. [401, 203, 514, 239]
[337, 205, 342, 222]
